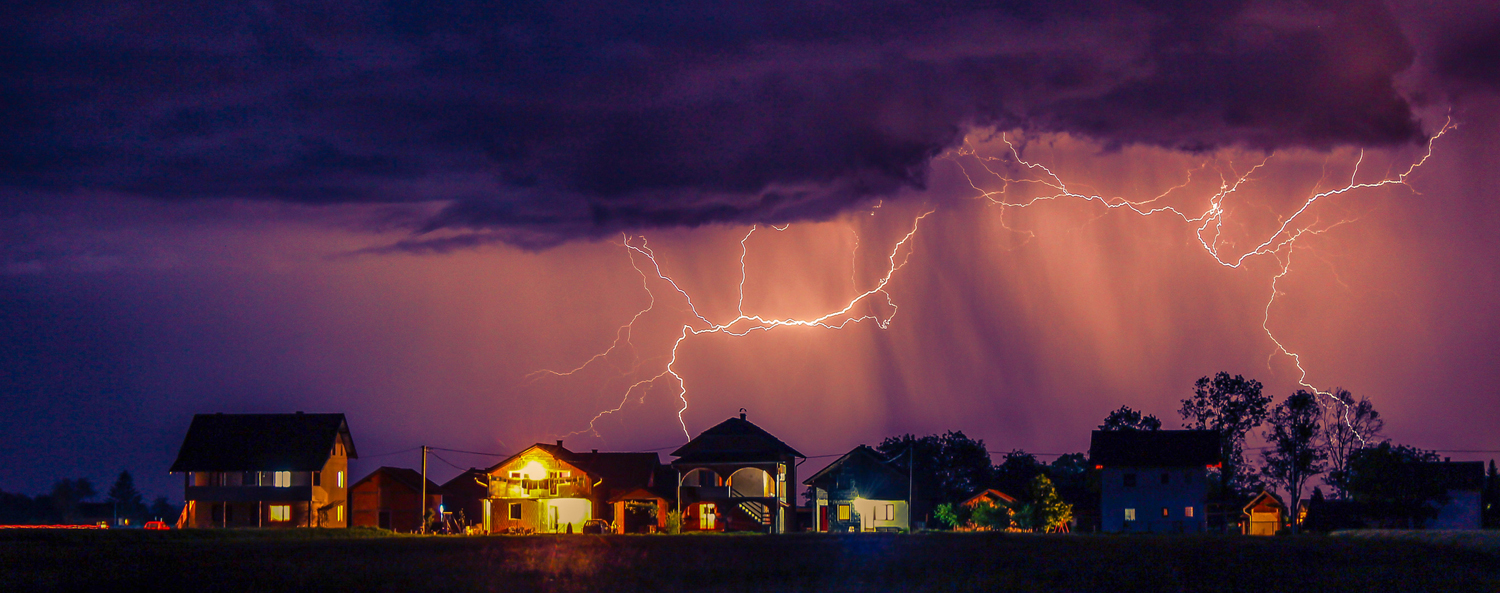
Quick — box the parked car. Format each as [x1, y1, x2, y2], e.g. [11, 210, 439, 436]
[144, 521, 170, 531]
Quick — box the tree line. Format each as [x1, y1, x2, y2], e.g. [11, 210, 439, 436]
[0, 471, 180, 526]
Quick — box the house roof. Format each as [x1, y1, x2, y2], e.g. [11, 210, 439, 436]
[440, 468, 490, 499]
[353, 466, 441, 495]
[803, 445, 906, 487]
[962, 489, 1018, 507]
[168, 413, 356, 472]
[1243, 489, 1287, 514]
[1088, 430, 1220, 467]
[671, 414, 804, 464]
[1416, 461, 1485, 491]
[483, 443, 575, 475]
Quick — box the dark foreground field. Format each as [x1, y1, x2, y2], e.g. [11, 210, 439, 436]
[3, 529, 1496, 593]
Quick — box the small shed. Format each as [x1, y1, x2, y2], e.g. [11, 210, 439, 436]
[350, 467, 442, 532]
[1242, 489, 1286, 536]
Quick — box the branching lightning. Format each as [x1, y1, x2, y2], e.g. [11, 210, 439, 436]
[951, 120, 1455, 441]
[535, 212, 933, 439]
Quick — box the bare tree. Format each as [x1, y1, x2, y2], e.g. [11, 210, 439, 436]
[1318, 388, 1383, 499]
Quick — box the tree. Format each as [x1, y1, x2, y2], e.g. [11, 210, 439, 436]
[933, 502, 971, 530]
[48, 478, 96, 524]
[992, 450, 1045, 498]
[1261, 390, 1327, 533]
[1024, 474, 1073, 533]
[1099, 406, 1162, 431]
[969, 501, 1011, 531]
[1179, 372, 1271, 499]
[1319, 388, 1384, 498]
[1343, 442, 1448, 528]
[107, 471, 147, 524]
[877, 432, 993, 519]
[149, 496, 180, 523]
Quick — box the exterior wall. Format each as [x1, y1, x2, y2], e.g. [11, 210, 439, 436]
[813, 487, 909, 532]
[181, 471, 330, 528]
[350, 473, 441, 532]
[313, 440, 351, 527]
[489, 497, 592, 533]
[183, 500, 312, 529]
[675, 459, 795, 533]
[1430, 489, 1482, 529]
[1100, 466, 1209, 533]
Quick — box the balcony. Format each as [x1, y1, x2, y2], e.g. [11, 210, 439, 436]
[185, 486, 313, 502]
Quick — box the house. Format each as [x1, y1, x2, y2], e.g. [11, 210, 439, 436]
[482, 441, 668, 534]
[440, 468, 490, 531]
[349, 467, 441, 532]
[1418, 461, 1484, 529]
[804, 445, 911, 532]
[1242, 489, 1286, 536]
[958, 489, 1019, 532]
[169, 412, 356, 529]
[672, 411, 804, 533]
[1090, 429, 1219, 533]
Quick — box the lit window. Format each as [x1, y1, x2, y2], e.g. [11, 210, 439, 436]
[700, 504, 717, 530]
[1161, 507, 1169, 518]
[269, 505, 290, 522]
[509, 503, 522, 520]
[1124, 508, 1136, 521]
[1185, 506, 1194, 518]
[337, 471, 345, 488]
[838, 504, 851, 521]
[509, 471, 523, 479]
[1123, 474, 1137, 487]
[274, 471, 291, 487]
[336, 505, 344, 522]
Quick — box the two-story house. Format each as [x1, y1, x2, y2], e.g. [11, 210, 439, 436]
[1090, 429, 1219, 533]
[671, 411, 803, 534]
[804, 445, 910, 532]
[482, 441, 666, 534]
[169, 412, 356, 528]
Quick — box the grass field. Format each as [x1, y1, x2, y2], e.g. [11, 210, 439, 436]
[3, 529, 1496, 592]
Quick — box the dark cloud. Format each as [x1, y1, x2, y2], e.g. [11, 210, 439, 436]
[2, 0, 1429, 243]
[1434, 16, 1500, 91]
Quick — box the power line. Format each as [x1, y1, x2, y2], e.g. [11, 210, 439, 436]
[358, 446, 422, 459]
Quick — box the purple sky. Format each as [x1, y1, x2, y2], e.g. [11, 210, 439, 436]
[2, 1, 1498, 502]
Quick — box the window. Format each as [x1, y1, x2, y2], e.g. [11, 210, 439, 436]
[699, 504, 717, 530]
[838, 504, 851, 521]
[1184, 506, 1195, 518]
[269, 505, 290, 522]
[314, 472, 321, 486]
[878, 504, 895, 522]
[274, 471, 291, 487]
[1124, 508, 1136, 521]
[1160, 473, 1170, 485]
[337, 471, 345, 488]
[336, 505, 344, 522]
[509, 471, 523, 479]
[1123, 473, 1137, 487]
[509, 502, 522, 520]
[1161, 507, 1169, 518]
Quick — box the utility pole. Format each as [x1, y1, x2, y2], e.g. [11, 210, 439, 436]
[907, 441, 914, 532]
[420, 445, 428, 535]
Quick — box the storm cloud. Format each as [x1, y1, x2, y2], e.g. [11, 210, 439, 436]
[4, 0, 1428, 243]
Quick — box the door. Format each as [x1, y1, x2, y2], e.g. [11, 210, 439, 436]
[378, 510, 391, 530]
[819, 504, 828, 532]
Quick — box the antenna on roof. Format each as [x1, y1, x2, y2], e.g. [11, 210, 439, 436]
[739, 408, 747, 420]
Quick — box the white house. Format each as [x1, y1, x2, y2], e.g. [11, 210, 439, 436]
[1091, 429, 1220, 533]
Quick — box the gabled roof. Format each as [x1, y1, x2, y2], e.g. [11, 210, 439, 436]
[671, 415, 804, 464]
[1416, 461, 1485, 491]
[440, 468, 491, 499]
[483, 443, 577, 475]
[963, 489, 1018, 508]
[1243, 489, 1286, 514]
[353, 466, 441, 495]
[1089, 430, 1220, 468]
[803, 445, 906, 487]
[169, 413, 356, 472]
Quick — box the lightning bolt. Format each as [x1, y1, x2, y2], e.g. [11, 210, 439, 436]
[545, 211, 933, 440]
[951, 119, 1455, 441]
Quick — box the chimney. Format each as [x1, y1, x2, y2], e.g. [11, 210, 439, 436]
[556, 439, 563, 448]
[296, 411, 304, 414]
[739, 412, 746, 420]
[592, 449, 598, 454]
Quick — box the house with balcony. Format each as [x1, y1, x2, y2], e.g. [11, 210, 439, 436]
[481, 441, 669, 534]
[350, 466, 441, 532]
[804, 445, 910, 532]
[671, 411, 804, 533]
[169, 412, 356, 528]
[1090, 429, 1219, 533]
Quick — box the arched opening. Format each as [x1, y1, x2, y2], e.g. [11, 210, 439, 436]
[680, 468, 721, 488]
[727, 467, 775, 498]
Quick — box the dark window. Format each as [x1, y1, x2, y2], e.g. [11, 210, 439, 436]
[1123, 473, 1137, 487]
[509, 503, 522, 520]
[313, 472, 321, 486]
[1161, 473, 1170, 485]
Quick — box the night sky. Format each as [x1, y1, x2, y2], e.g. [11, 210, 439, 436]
[3, 1, 1499, 503]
